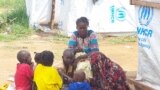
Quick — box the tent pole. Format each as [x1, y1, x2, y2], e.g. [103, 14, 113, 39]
[51, 0, 55, 30]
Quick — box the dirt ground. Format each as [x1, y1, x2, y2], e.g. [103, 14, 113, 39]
[0, 34, 138, 85]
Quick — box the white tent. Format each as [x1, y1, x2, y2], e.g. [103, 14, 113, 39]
[25, 0, 136, 34]
[55, 0, 136, 35]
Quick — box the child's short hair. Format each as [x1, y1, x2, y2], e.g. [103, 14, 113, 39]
[34, 52, 42, 64]
[17, 50, 30, 63]
[63, 49, 76, 57]
[41, 50, 54, 66]
[73, 70, 86, 82]
[63, 48, 76, 65]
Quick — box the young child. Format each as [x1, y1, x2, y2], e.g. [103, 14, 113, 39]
[34, 50, 62, 90]
[15, 50, 34, 90]
[62, 49, 76, 77]
[75, 54, 93, 82]
[34, 52, 42, 64]
[68, 70, 91, 90]
[58, 49, 76, 84]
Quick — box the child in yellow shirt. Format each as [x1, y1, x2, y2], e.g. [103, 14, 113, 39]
[34, 50, 62, 90]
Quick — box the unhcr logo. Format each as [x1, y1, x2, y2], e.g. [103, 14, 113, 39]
[116, 7, 126, 21]
[138, 6, 153, 26]
[110, 6, 126, 23]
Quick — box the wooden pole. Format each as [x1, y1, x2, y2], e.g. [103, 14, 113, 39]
[130, 0, 160, 9]
[51, 0, 55, 30]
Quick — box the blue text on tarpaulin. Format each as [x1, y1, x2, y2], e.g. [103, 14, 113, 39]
[110, 5, 115, 23]
[137, 27, 153, 37]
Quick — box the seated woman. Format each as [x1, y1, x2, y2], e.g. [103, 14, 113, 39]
[68, 17, 99, 54]
[89, 52, 130, 90]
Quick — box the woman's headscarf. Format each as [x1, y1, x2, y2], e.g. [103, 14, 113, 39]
[89, 52, 130, 90]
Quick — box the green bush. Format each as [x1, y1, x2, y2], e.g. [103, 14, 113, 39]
[0, 0, 33, 41]
[0, 0, 24, 8]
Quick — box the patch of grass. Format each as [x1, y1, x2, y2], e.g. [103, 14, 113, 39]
[0, 34, 17, 41]
[53, 34, 69, 42]
[106, 36, 137, 45]
[11, 24, 32, 37]
[0, 0, 33, 41]
[0, 0, 23, 8]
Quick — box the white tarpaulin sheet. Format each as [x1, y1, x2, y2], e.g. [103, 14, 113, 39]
[55, 0, 70, 34]
[89, 0, 136, 33]
[136, 6, 160, 89]
[57, 0, 136, 35]
[67, 0, 93, 34]
[25, 0, 52, 31]
[54, 0, 64, 23]
[56, 0, 93, 34]
[25, 0, 32, 17]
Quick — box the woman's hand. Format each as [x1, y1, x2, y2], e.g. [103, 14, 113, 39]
[75, 47, 83, 53]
